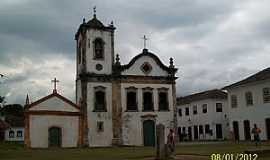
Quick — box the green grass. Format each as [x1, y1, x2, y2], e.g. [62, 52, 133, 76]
[1, 142, 270, 160]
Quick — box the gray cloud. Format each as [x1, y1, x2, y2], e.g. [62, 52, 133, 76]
[0, 0, 270, 104]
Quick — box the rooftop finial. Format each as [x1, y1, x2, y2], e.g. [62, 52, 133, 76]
[169, 57, 174, 68]
[142, 35, 148, 49]
[93, 6, 97, 18]
[25, 94, 30, 105]
[115, 54, 120, 65]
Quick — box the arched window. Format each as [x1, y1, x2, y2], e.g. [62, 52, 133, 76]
[9, 130, 14, 138]
[126, 87, 138, 111]
[94, 38, 104, 59]
[94, 86, 106, 111]
[158, 88, 169, 111]
[143, 88, 153, 111]
[17, 131, 23, 137]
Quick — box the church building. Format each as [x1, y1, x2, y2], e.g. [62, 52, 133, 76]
[75, 10, 178, 147]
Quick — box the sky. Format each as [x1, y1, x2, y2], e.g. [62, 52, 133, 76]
[0, 0, 270, 105]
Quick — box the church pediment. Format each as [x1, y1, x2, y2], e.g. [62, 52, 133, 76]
[120, 49, 177, 77]
[27, 93, 80, 113]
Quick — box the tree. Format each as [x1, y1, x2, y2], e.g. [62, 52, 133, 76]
[0, 96, 4, 104]
[2, 104, 24, 117]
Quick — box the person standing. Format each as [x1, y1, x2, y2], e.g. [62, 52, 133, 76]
[167, 129, 176, 158]
[251, 124, 261, 146]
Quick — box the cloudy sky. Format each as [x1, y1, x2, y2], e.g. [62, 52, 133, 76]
[0, 0, 270, 104]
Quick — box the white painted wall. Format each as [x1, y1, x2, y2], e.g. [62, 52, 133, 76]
[177, 98, 229, 141]
[29, 97, 79, 112]
[121, 56, 169, 77]
[85, 30, 113, 75]
[87, 82, 113, 147]
[5, 127, 24, 141]
[121, 83, 174, 146]
[29, 115, 79, 148]
[226, 80, 270, 140]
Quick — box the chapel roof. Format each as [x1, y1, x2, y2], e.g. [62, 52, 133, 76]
[177, 89, 227, 106]
[25, 92, 79, 110]
[223, 67, 270, 90]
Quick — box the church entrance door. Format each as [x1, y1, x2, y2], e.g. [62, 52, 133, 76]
[143, 120, 155, 146]
[49, 127, 61, 147]
[265, 118, 270, 140]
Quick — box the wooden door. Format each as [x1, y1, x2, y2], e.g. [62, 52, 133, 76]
[143, 120, 155, 146]
[49, 127, 61, 147]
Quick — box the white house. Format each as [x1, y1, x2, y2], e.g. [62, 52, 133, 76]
[75, 11, 178, 147]
[0, 114, 24, 142]
[24, 90, 82, 148]
[223, 67, 270, 141]
[177, 89, 229, 141]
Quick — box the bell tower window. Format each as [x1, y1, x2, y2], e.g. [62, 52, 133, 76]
[93, 38, 104, 60]
[94, 86, 107, 112]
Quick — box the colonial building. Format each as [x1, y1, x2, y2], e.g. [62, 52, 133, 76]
[75, 12, 178, 147]
[177, 89, 229, 141]
[223, 67, 270, 141]
[24, 88, 82, 148]
[4, 115, 24, 142]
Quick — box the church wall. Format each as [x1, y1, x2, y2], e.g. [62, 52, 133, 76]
[121, 83, 174, 146]
[121, 56, 168, 77]
[29, 97, 79, 112]
[87, 82, 113, 147]
[226, 80, 270, 140]
[29, 115, 79, 148]
[177, 99, 229, 141]
[85, 30, 112, 74]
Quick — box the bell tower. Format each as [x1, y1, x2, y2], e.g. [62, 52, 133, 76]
[75, 8, 116, 76]
[75, 8, 116, 147]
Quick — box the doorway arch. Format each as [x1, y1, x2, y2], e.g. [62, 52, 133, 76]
[143, 120, 155, 146]
[49, 127, 61, 147]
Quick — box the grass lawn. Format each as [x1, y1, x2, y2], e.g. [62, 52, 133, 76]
[1, 142, 270, 160]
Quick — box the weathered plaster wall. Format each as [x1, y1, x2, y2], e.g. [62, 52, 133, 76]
[85, 30, 113, 75]
[29, 115, 79, 148]
[121, 83, 174, 146]
[87, 82, 113, 147]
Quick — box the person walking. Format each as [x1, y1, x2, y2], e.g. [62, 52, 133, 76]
[251, 124, 261, 146]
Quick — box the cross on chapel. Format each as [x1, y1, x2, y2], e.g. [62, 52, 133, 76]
[142, 35, 148, 49]
[51, 78, 59, 93]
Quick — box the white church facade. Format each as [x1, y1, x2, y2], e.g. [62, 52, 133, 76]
[75, 12, 178, 147]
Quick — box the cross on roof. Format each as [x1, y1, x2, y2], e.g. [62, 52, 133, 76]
[51, 78, 59, 93]
[93, 6, 96, 17]
[142, 35, 148, 49]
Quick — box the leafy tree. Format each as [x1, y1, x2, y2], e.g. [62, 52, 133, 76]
[2, 104, 24, 117]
